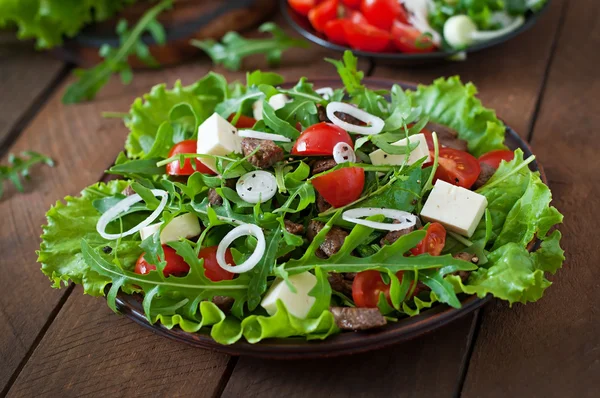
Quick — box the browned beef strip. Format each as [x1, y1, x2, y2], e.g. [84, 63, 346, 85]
[207, 179, 236, 206]
[311, 158, 337, 175]
[426, 122, 469, 152]
[306, 220, 348, 258]
[452, 252, 478, 283]
[330, 307, 387, 331]
[316, 192, 332, 213]
[284, 219, 304, 235]
[335, 111, 364, 126]
[317, 104, 329, 122]
[212, 296, 234, 313]
[380, 222, 416, 246]
[343, 272, 356, 281]
[472, 162, 497, 190]
[241, 138, 284, 169]
[328, 273, 353, 296]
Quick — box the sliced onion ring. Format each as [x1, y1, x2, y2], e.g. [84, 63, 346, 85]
[326, 102, 384, 135]
[342, 208, 417, 231]
[238, 129, 291, 142]
[236, 170, 277, 204]
[217, 223, 265, 273]
[315, 87, 334, 100]
[471, 16, 525, 42]
[96, 189, 168, 240]
[333, 142, 356, 164]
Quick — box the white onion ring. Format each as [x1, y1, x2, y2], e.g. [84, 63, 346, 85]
[236, 171, 277, 204]
[326, 102, 384, 135]
[315, 87, 334, 100]
[342, 208, 417, 231]
[238, 129, 291, 142]
[96, 189, 168, 240]
[471, 16, 525, 41]
[333, 142, 356, 164]
[216, 223, 265, 273]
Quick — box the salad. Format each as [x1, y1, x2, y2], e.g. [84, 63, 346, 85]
[38, 51, 564, 345]
[288, 0, 548, 53]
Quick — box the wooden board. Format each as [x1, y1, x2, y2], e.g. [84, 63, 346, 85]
[0, 36, 66, 152]
[460, 0, 600, 396]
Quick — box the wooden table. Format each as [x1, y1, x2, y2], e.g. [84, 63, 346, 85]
[1, 0, 598, 396]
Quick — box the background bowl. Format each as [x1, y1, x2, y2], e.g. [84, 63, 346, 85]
[112, 78, 544, 359]
[280, 0, 552, 65]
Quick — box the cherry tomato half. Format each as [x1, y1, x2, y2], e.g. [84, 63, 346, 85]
[166, 140, 215, 176]
[198, 246, 235, 282]
[288, 0, 316, 16]
[435, 148, 481, 188]
[360, 0, 404, 31]
[478, 150, 515, 169]
[227, 114, 257, 129]
[312, 167, 364, 207]
[292, 122, 353, 156]
[135, 246, 190, 277]
[324, 19, 348, 46]
[410, 222, 447, 256]
[391, 20, 436, 53]
[352, 270, 417, 308]
[341, 0, 361, 8]
[308, 0, 338, 33]
[343, 21, 390, 52]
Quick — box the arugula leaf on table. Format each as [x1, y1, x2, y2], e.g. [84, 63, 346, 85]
[0, 151, 54, 199]
[62, 0, 172, 104]
[192, 22, 309, 71]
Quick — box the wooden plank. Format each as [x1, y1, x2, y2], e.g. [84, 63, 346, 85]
[0, 34, 66, 151]
[219, 2, 565, 396]
[461, 0, 600, 396]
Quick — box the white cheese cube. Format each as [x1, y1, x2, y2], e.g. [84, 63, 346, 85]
[252, 100, 264, 121]
[196, 113, 241, 173]
[420, 180, 488, 237]
[261, 272, 317, 319]
[369, 133, 430, 166]
[268, 93, 289, 111]
[139, 213, 201, 244]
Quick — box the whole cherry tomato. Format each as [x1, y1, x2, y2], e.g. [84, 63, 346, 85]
[312, 167, 364, 207]
[292, 122, 354, 156]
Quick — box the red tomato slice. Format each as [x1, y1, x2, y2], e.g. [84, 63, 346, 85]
[312, 167, 364, 207]
[435, 148, 481, 188]
[288, 0, 316, 16]
[292, 122, 353, 156]
[198, 246, 235, 282]
[135, 246, 190, 277]
[308, 0, 338, 33]
[360, 0, 403, 31]
[324, 19, 348, 46]
[343, 21, 390, 52]
[352, 270, 417, 308]
[341, 0, 361, 8]
[478, 150, 515, 169]
[410, 223, 447, 256]
[346, 9, 368, 24]
[391, 20, 436, 53]
[166, 140, 215, 176]
[227, 114, 257, 129]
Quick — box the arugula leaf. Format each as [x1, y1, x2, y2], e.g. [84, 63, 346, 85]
[246, 70, 285, 87]
[326, 50, 364, 95]
[0, 151, 54, 199]
[261, 101, 301, 140]
[192, 22, 308, 71]
[246, 226, 283, 310]
[62, 0, 171, 104]
[108, 158, 166, 178]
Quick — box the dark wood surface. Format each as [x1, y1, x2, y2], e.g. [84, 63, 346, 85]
[1, 1, 597, 396]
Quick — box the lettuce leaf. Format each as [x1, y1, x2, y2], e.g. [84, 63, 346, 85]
[408, 76, 507, 157]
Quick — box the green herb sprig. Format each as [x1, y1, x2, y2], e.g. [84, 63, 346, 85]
[0, 151, 54, 199]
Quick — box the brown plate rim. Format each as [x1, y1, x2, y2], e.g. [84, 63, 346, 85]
[112, 77, 545, 359]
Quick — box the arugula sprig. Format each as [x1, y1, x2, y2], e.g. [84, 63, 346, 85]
[62, 0, 172, 104]
[192, 22, 309, 71]
[0, 151, 54, 199]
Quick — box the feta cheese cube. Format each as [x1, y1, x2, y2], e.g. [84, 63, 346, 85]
[139, 213, 201, 244]
[369, 133, 430, 166]
[261, 272, 317, 319]
[196, 113, 241, 172]
[420, 180, 488, 237]
[252, 100, 264, 121]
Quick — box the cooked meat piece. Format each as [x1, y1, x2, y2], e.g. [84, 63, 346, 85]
[208, 188, 223, 206]
[380, 222, 416, 246]
[330, 307, 387, 331]
[317, 104, 329, 122]
[335, 111, 364, 126]
[343, 272, 356, 281]
[241, 138, 284, 169]
[328, 273, 353, 296]
[426, 122, 469, 152]
[306, 220, 348, 258]
[121, 185, 136, 196]
[472, 162, 497, 190]
[311, 158, 337, 175]
[316, 193, 332, 213]
[284, 219, 304, 235]
[452, 252, 477, 283]
[212, 296, 234, 313]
